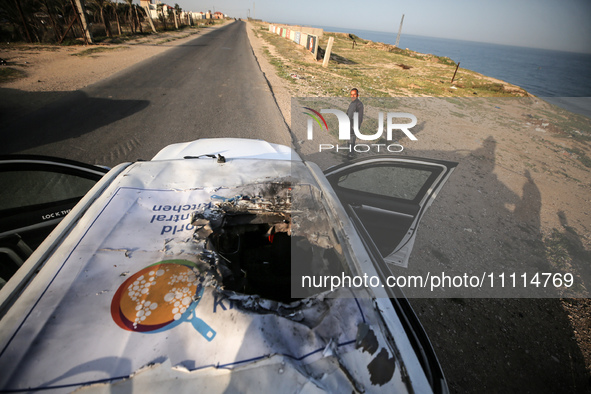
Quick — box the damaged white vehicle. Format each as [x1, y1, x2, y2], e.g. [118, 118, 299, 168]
[0, 138, 456, 393]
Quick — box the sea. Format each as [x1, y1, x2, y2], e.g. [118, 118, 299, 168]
[315, 26, 591, 117]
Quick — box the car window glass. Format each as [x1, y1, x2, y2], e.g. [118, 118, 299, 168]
[0, 170, 97, 211]
[337, 166, 433, 200]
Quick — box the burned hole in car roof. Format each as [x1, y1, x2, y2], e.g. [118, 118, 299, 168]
[190, 182, 348, 303]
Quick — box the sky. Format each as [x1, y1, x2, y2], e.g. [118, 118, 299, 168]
[173, 0, 591, 53]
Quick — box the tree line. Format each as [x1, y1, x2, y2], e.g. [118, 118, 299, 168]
[1, 0, 194, 44]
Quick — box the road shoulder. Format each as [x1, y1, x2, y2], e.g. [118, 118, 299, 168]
[0, 23, 228, 125]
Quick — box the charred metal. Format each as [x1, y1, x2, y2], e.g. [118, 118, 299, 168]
[190, 182, 346, 303]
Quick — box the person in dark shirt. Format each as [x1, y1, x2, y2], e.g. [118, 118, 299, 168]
[346, 88, 364, 158]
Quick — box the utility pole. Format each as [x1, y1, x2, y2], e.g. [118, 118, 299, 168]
[253, 2, 255, 19]
[395, 14, 404, 47]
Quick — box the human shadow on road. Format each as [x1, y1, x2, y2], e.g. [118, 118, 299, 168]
[301, 136, 591, 393]
[0, 89, 149, 155]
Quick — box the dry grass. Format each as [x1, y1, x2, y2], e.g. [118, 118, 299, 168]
[253, 22, 531, 98]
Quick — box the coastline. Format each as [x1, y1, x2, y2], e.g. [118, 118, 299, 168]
[544, 97, 591, 119]
[247, 20, 591, 393]
[0, 19, 589, 393]
[309, 25, 591, 99]
[252, 21, 532, 97]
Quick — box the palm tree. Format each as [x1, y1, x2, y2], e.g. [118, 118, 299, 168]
[133, 3, 143, 33]
[9, 0, 34, 42]
[89, 0, 112, 37]
[174, 3, 181, 27]
[123, 0, 134, 33]
[2, 0, 96, 43]
[156, 3, 166, 30]
[41, 0, 63, 41]
[111, 0, 122, 35]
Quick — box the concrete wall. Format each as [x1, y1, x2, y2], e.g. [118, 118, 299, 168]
[270, 24, 323, 38]
[268, 23, 322, 58]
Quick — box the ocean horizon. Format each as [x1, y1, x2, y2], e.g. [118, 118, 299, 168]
[303, 25, 591, 100]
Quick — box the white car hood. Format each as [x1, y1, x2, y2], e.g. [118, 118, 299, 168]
[152, 138, 299, 161]
[0, 157, 430, 393]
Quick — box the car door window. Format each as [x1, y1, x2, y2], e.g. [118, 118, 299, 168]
[0, 169, 98, 211]
[0, 157, 108, 286]
[336, 165, 435, 201]
[325, 157, 457, 267]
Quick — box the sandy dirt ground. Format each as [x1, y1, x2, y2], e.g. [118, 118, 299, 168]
[1, 20, 590, 393]
[246, 23, 591, 393]
[0, 25, 224, 124]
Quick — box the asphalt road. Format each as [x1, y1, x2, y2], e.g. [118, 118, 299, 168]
[1, 21, 291, 167]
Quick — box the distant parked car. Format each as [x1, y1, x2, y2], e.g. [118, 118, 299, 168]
[0, 138, 455, 393]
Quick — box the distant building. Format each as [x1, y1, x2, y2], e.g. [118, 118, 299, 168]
[139, 0, 169, 19]
[138, 1, 214, 23]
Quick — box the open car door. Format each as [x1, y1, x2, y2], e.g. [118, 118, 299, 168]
[324, 156, 457, 268]
[0, 155, 108, 286]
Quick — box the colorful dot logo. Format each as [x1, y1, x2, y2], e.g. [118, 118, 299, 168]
[111, 260, 216, 341]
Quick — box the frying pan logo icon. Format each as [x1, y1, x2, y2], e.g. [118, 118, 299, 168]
[111, 260, 216, 341]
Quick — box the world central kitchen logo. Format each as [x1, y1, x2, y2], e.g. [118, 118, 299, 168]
[303, 107, 418, 153]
